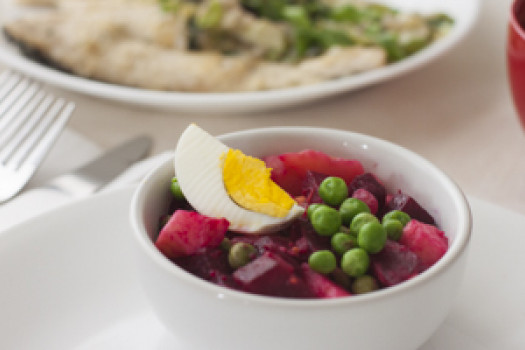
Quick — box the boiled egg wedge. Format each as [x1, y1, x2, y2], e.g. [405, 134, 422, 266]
[174, 124, 304, 234]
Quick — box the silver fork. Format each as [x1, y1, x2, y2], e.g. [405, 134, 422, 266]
[0, 70, 75, 203]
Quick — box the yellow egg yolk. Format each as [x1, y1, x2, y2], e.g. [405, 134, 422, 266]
[222, 149, 295, 218]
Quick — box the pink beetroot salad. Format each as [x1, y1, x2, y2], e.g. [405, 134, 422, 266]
[154, 150, 448, 299]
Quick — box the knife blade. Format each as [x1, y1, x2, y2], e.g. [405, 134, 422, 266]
[46, 135, 152, 196]
[0, 135, 152, 231]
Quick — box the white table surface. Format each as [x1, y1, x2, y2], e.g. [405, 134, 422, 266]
[2, 0, 525, 216]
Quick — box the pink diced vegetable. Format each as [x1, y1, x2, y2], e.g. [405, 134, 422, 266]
[264, 150, 364, 196]
[155, 210, 229, 259]
[400, 219, 448, 268]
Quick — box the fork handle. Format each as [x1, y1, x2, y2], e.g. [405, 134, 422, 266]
[0, 188, 71, 232]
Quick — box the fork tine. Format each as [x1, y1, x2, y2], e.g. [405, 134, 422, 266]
[5, 99, 73, 170]
[23, 101, 75, 168]
[0, 72, 21, 101]
[0, 77, 30, 114]
[0, 90, 46, 142]
[0, 81, 41, 134]
[0, 71, 74, 202]
[0, 94, 53, 162]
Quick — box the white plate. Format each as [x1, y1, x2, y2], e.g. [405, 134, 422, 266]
[0, 0, 479, 113]
[0, 187, 523, 349]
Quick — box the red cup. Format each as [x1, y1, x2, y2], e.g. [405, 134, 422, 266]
[508, 0, 525, 129]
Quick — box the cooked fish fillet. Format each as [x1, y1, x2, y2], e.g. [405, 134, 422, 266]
[245, 47, 386, 91]
[16, 0, 156, 6]
[4, 0, 387, 92]
[16, 0, 56, 5]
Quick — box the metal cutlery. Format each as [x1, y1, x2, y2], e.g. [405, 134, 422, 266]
[0, 70, 75, 203]
[0, 134, 152, 231]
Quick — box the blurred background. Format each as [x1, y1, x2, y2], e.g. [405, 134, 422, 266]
[1, 0, 523, 213]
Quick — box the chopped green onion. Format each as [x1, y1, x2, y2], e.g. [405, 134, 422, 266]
[282, 5, 310, 27]
[158, 0, 180, 13]
[330, 5, 361, 23]
[196, 0, 224, 29]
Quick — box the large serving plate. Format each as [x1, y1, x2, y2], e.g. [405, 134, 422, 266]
[0, 0, 479, 113]
[0, 186, 523, 349]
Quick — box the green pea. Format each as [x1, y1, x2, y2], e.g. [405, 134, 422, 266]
[383, 219, 404, 241]
[318, 176, 349, 207]
[351, 275, 379, 294]
[170, 177, 185, 200]
[307, 203, 322, 220]
[349, 212, 379, 236]
[383, 210, 411, 226]
[219, 237, 232, 251]
[341, 248, 370, 277]
[310, 205, 342, 236]
[339, 197, 370, 226]
[357, 221, 387, 254]
[331, 232, 356, 255]
[308, 250, 337, 274]
[228, 242, 256, 269]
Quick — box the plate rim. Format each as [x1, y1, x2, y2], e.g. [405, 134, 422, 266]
[0, 0, 480, 113]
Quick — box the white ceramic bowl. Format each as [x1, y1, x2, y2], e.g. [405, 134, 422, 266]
[130, 127, 471, 350]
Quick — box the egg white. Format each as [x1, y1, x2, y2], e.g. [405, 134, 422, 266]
[174, 124, 304, 234]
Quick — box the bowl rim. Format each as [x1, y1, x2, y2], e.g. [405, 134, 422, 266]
[130, 126, 472, 307]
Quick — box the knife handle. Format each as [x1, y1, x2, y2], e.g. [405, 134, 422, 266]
[0, 188, 71, 232]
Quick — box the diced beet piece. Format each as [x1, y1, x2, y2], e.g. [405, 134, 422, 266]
[211, 273, 239, 289]
[400, 220, 448, 268]
[233, 252, 313, 298]
[279, 150, 364, 183]
[264, 154, 304, 196]
[280, 274, 314, 298]
[289, 219, 331, 257]
[385, 194, 393, 206]
[229, 235, 259, 246]
[371, 240, 420, 287]
[289, 237, 311, 260]
[349, 173, 386, 210]
[253, 236, 293, 254]
[155, 210, 229, 259]
[264, 150, 364, 196]
[300, 264, 351, 298]
[230, 235, 292, 255]
[300, 171, 326, 205]
[384, 192, 435, 225]
[352, 188, 379, 214]
[174, 247, 237, 288]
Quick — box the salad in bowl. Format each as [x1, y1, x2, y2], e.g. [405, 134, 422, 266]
[130, 125, 471, 350]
